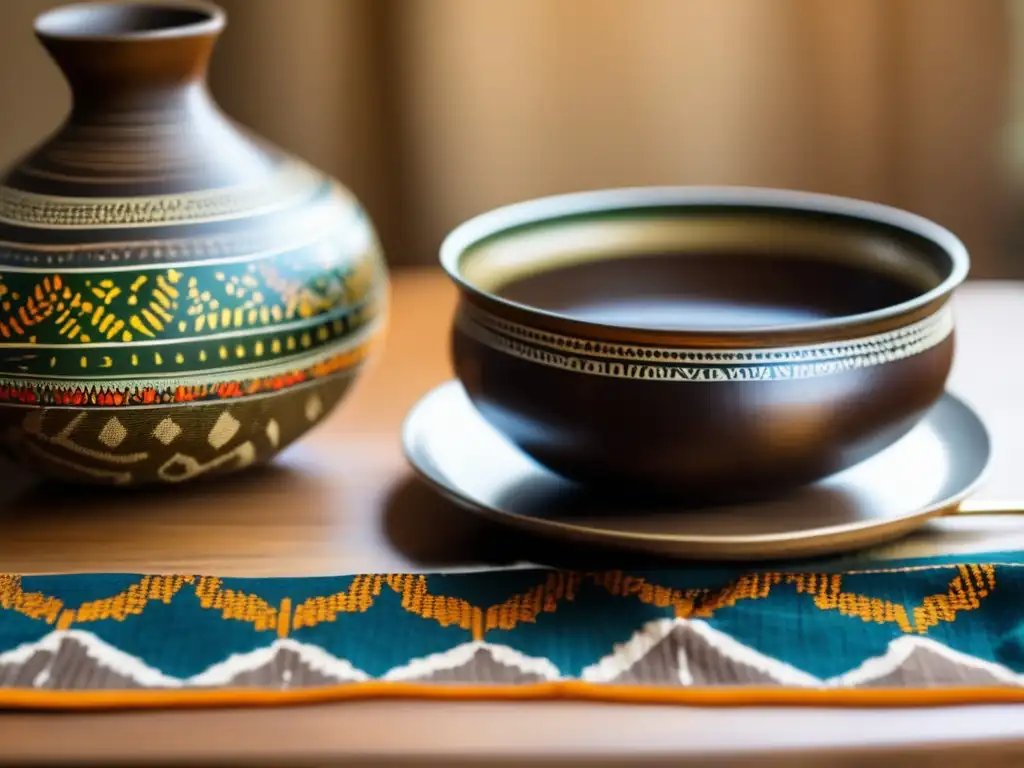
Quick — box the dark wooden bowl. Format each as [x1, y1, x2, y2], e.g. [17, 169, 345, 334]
[441, 187, 969, 503]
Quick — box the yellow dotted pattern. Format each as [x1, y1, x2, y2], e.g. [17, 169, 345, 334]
[183, 262, 348, 335]
[0, 255, 374, 350]
[53, 308, 361, 371]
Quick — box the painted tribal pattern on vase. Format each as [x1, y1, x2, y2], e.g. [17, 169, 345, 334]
[0, 160, 388, 486]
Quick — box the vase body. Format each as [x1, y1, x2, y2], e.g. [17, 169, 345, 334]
[0, 2, 388, 485]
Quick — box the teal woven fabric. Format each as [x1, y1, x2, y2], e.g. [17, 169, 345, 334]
[2, 551, 1024, 699]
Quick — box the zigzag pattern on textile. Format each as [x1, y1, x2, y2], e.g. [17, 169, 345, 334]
[2, 619, 1022, 691]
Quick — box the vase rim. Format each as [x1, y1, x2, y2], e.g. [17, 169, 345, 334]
[34, 1, 225, 42]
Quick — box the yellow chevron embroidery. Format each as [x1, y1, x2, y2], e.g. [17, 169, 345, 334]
[192, 576, 282, 632]
[0, 566, 999, 643]
[683, 565, 997, 634]
[0, 575, 194, 630]
[0, 575, 64, 623]
[291, 575, 384, 630]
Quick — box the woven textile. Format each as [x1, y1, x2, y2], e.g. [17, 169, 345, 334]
[4, 553, 1024, 709]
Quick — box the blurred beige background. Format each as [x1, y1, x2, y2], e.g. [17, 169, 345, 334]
[0, 0, 1020, 276]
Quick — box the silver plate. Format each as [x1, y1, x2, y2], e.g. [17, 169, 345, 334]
[402, 381, 992, 560]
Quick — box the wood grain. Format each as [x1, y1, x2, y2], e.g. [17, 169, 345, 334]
[1, 270, 1023, 766]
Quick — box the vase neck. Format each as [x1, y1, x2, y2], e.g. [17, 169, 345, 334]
[7, 2, 285, 196]
[35, 2, 223, 113]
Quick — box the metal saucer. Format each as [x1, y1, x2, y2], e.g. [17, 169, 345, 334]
[402, 381, 992, 561]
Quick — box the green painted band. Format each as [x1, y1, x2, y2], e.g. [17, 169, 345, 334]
[0, 299, 382, 378]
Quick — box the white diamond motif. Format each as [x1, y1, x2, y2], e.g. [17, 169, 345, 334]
[151, 417, 182, 446]
[97, 417, 127, 448]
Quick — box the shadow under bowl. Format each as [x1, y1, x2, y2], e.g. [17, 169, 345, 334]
[440, 186, 969, 502]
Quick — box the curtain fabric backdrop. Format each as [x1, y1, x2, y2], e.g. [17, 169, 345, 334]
[0, 0, 1016, 275]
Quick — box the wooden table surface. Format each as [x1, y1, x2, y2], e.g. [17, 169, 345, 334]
[2, 270, 1024, 766]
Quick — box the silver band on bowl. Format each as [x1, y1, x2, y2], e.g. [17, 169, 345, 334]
[457, 303, 954, 382]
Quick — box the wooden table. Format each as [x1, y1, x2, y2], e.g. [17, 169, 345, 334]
[2, 270, 1024, 766]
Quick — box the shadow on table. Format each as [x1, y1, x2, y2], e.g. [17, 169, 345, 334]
[381, 472, 888, 572]
[0, 459, 313, 523]
[381, 474, 692, 571]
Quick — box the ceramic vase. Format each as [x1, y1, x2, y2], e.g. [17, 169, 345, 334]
[0, 2, 388, 485]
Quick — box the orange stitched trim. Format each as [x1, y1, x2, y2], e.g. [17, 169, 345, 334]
[1, 682, 1023, 712]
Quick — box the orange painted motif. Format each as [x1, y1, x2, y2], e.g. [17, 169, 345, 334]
[0, 339, 374, 407]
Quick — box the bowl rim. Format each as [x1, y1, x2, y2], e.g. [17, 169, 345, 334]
[439, 186, 970, 338]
